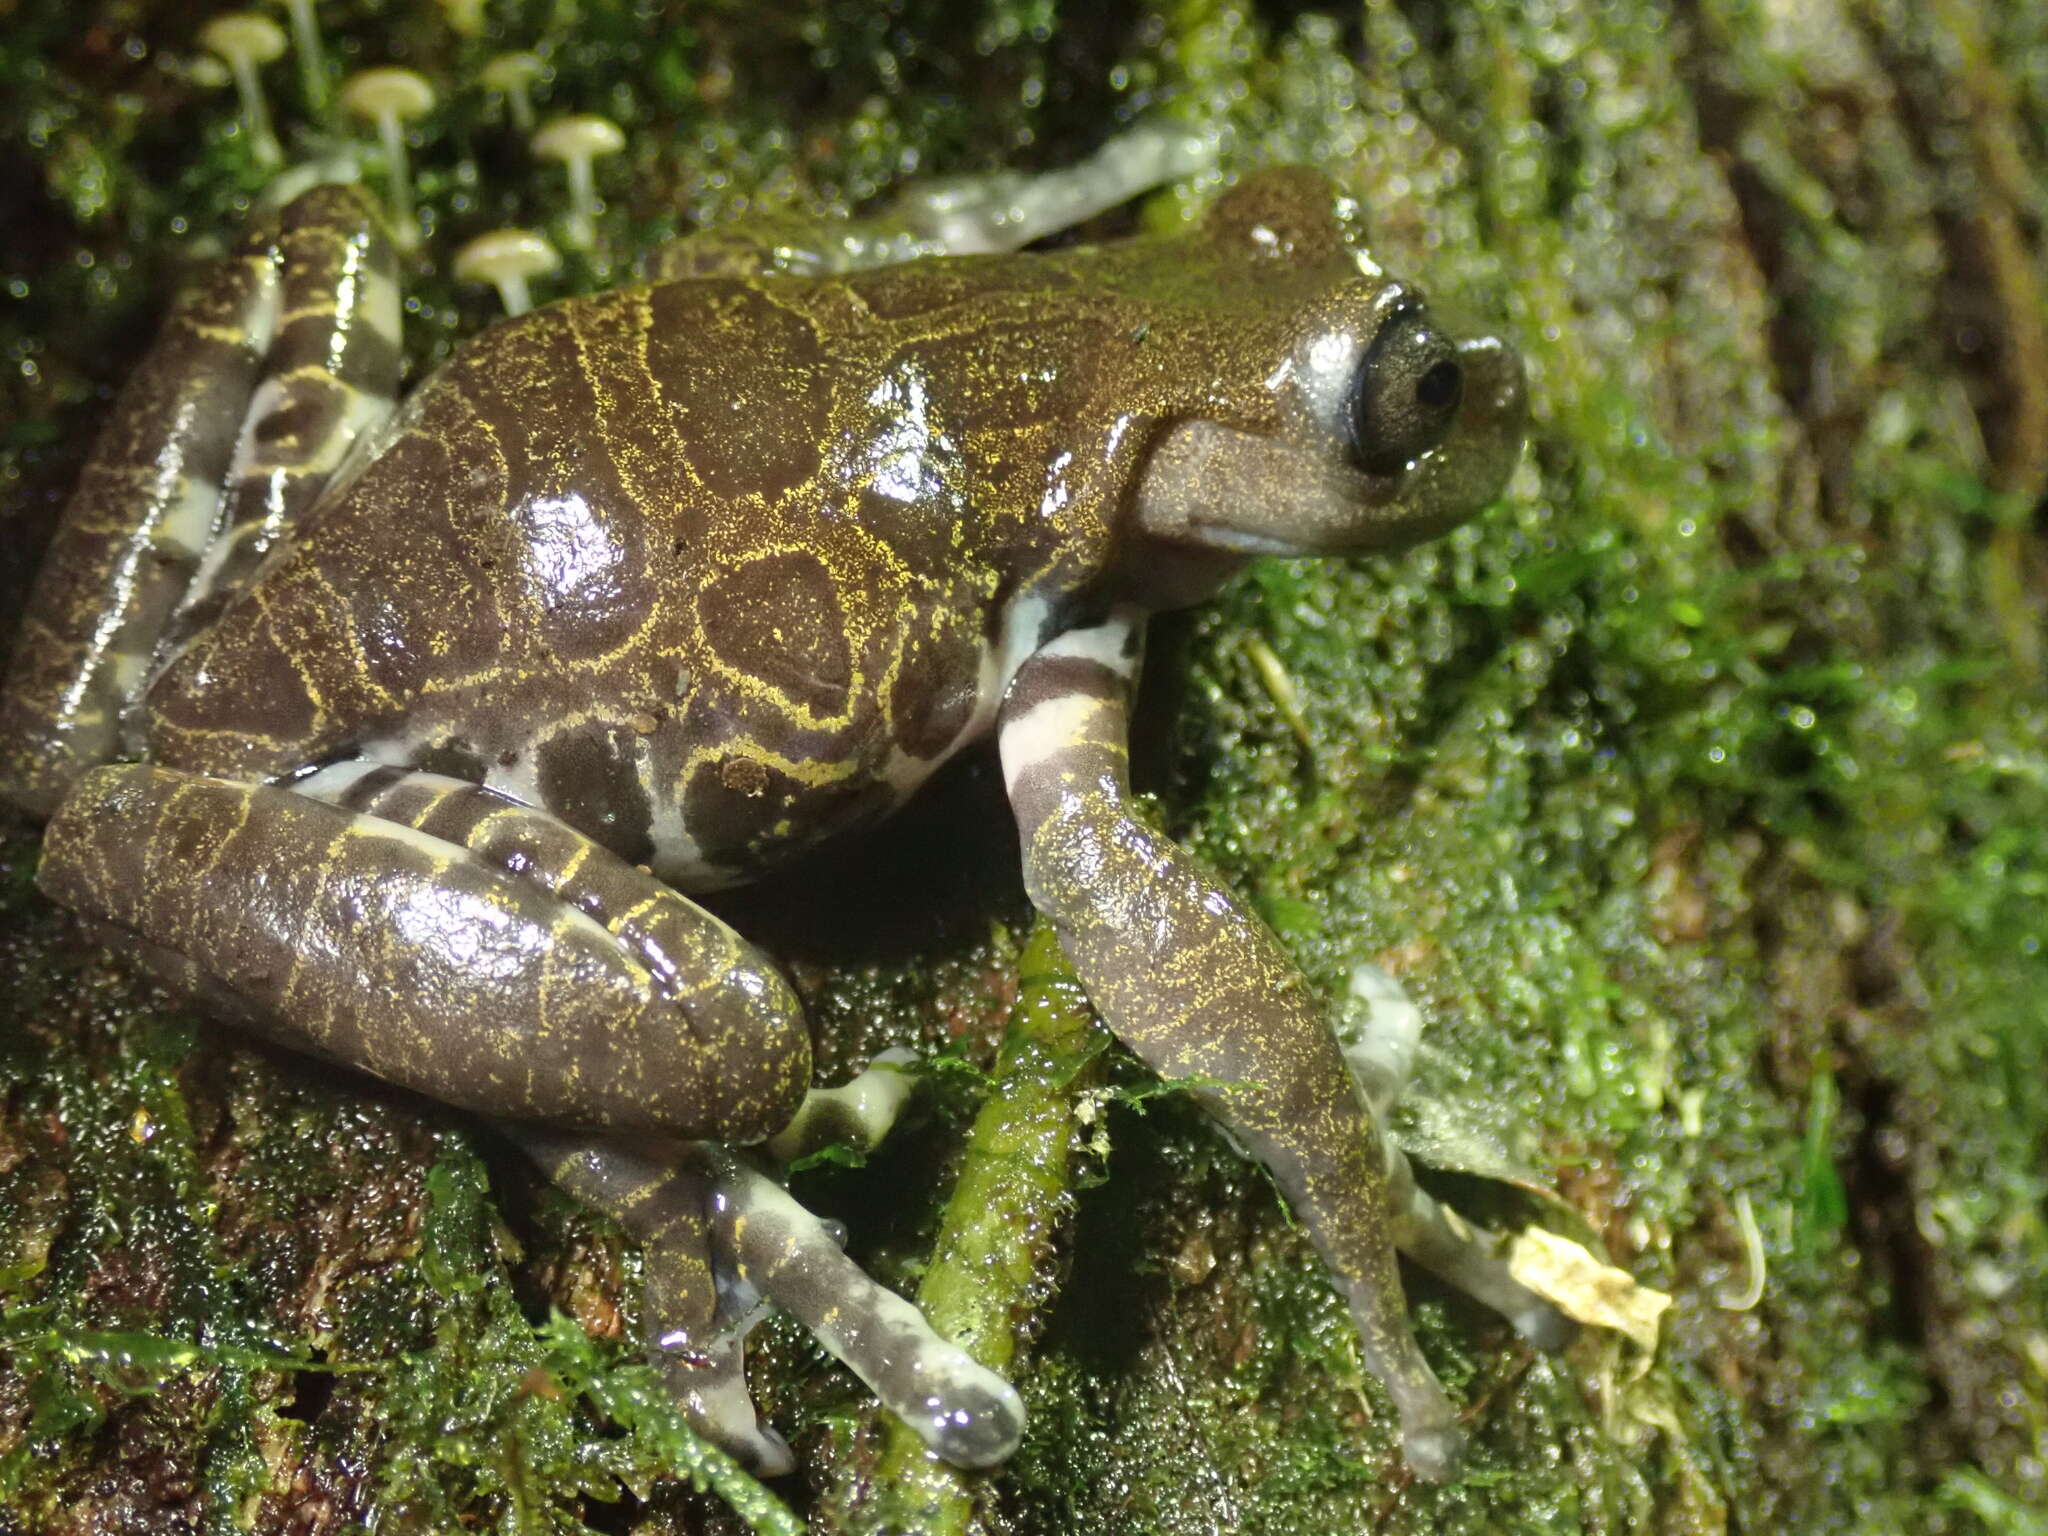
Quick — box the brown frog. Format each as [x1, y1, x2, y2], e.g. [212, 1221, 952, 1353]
[0, 127, 1563, 1480]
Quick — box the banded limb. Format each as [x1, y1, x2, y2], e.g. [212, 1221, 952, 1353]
[650, 119, 1214, 281]
[997, 612, 1566, 1481]
[523, 1051, 1019, 1475]
[0, 185, 400, 819]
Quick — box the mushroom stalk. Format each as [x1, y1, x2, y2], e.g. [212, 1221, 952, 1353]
[504, 79, 535, 133]
[562, 155, 597, 248]
[229, 50, 283, 166]
[453, 229, 561, 317]
[280, 0, 327, 112]
[340, 69, 437, 255]
[531, 115, 624, 253]
[202, 16, 290, 168]
[481, 53, 543, 134]
[496, 272, 534, 315]
[376, 112, 417, 248]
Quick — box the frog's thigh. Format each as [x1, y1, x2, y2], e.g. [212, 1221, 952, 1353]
[40, 762, 809, 1141]
[0, 186, 399, 820]
[998, 614, 1465, 1482]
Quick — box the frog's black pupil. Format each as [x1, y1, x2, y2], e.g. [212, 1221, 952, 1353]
[1416, 358, 1462, 413]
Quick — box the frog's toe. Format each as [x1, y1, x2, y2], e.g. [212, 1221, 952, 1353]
[656, 1337, 796, 1476]
[1514, 1297, 1578, 1352]
[911, 1372, 1026, 1469]
[1401, 1418, 1467, 1484]
[701, 1147, 1027, 1468]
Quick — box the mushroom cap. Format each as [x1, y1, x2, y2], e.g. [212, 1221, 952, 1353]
[480, 51, 545, 91]
[452, 228, 562, 285]
[532, 114, 626, 162]
[339, 66, 437, 122]
[200, 13, 288, 64]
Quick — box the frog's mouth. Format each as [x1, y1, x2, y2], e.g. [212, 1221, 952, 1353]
[1130, 336, 1528, 558]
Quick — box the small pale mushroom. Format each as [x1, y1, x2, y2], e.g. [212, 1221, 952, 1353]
[200, 14, 288, 168]
[480, 51, 544, 134]
[436, 0, 486, 38]
[272, 0, 327, 112]
[339, 67, 437, 252]
[453, 228, 560, 317]
[532, 114, 625, 250]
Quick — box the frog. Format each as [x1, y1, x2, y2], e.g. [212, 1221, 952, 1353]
[0, 124, 1569, 1483]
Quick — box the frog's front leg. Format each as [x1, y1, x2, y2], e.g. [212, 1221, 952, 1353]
[998, 614, 1470, 1481]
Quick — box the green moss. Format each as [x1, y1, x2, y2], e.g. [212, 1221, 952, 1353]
[3, 0, 2046, 1531]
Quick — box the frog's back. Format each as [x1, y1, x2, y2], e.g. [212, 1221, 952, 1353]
[144, 265, 1128, 886]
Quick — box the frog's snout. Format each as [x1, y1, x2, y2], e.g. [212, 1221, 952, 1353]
[1453, 333, 1529, 468]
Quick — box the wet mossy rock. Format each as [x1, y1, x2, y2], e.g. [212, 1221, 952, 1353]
[3, 1, 2046, 1532]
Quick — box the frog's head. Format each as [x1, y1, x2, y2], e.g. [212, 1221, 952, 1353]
[1126, 168, 1526, 590]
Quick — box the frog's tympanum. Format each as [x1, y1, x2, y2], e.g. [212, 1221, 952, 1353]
[0, 131, 1567, 1481]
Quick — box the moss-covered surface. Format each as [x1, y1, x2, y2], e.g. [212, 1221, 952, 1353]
[2, 0, 2045, 1531]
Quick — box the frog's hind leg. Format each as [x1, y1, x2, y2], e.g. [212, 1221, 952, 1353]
[42, 760, 1020, 1467]
[0, 185, 398, 819]
[39, 762, 811, 1139]
[159, 186, 402, 655]
[888, 118, 1215, 256]
[649, 120, 1215, 282]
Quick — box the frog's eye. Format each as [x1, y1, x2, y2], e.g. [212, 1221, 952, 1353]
[1348, 304, 1464, 475]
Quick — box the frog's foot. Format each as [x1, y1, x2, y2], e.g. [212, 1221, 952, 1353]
[699, 1144, 1026, 1469]
[651, 119, 1216, 282]
[893, 118, 1218, 255]
[524, 1128, 796, 1474]
[1341, 965, 1576, 1351]
[531, 1129, 1023, 1471]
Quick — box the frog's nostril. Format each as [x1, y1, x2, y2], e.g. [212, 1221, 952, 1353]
[1416, 358, 1463, 413]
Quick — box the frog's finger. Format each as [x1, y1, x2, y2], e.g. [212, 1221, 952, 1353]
[763, 1046, 919, 1164]
[1382, 1139, 1578, 1351]
[999, 612, 1466, 1481]
[1336, 960, 1426, 1119]
[698, 1146, 1027, 1470]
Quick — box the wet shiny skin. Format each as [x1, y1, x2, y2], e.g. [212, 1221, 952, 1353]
[1, 151, 1553, 1479]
